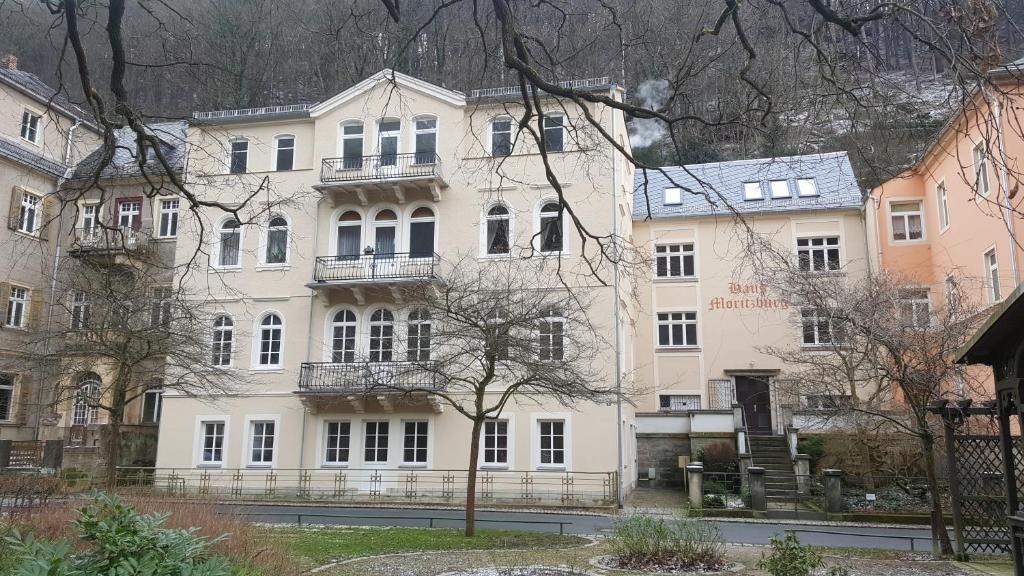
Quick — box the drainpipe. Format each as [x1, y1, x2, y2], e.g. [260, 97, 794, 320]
[987, 91, 1021, 286]
[610, 86, 625, 508]
[64, 120, 81, 165]
[35, 198, 64, 441]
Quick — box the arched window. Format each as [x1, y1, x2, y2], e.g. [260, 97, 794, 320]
[256, 313, 283, 367]
[485, 204, 511, 255]
[264, 215, 289, 265]
[217, 219, 241, 267]
[414, 117, 437, 164]
[408, 207, 435, 258]
[369, 308, 394, 362]
[407, 308, 431, 362]
[336, 210, 363, 259]
[539, 202, 563, 253]
[212, 315, 234, 367]
[538, 307, 565, 362]
[331, 310, 357, 363]
[341, 122, 364, 169]
[373, 210, 397, 256]
[273, 134, 295, 171]
[73, 374, 101, 426]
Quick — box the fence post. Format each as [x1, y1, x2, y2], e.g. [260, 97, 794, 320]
[794, 455, 810, 495]
[823, 469, 843, 517]
[0, 440, 11, 469]
[686, 463, 704, 510]
[748, 467, 766, 513]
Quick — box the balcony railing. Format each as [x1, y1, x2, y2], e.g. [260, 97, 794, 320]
[298, 361, 442, 393]
[313, 252, 438, 284]
[321, 153, 441, 184]
[71, 227, 150, 254]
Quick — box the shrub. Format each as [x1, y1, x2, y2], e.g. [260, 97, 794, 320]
[756, 532, 823, 576]
[0, 472, 64, 513]
[609, 514, 726, 571]
[703, 480, 728, 495]
[5, 493, 232, 576]
[700, 441, 738, 473]
[702, 494, 725, 509]
[796, 436, 826, 472]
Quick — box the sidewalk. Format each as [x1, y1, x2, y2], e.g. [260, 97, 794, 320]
[957, 561, 1014, 576]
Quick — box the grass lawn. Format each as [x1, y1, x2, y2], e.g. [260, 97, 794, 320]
[274, 526, 588, 567]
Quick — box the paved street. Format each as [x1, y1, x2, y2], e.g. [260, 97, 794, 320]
[223, 503, 946, 551]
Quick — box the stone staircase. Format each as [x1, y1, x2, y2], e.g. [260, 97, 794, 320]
[748, 435, 797, 503]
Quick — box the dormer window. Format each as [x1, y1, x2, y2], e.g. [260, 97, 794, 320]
[743, 182, 762, 200]
[663, 188, 681, 205]
[769, 180, 790, 198]
[797, 178, 818, 197]
[20, 110, 41, 145]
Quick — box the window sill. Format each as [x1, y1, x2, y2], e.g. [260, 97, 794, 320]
[3, 325, 27, 331]
[399, 464, 428, 469]
[480, 464, 510, 470]
[656, 346, 701, 353]
[321, 463, 349, 469]
[889, 239, 927, 246]
[478, 253, 514, 260]
[152, 237, 177, 242]
[209, 266, 242, 273]
[20, 137, 41, 148]
[246, 464, 273, 469]
[249, 367, 283, 373]
[255, 264, 291, 271]
[196, 464, 223, 469]
[654, 277, 698, 283]
[13, 231, 41, 241]
[536, 465, 567, 472]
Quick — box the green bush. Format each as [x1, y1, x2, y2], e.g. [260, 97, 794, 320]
[702, 494, 726, 509]
[609, 514, 726, 571]
[4, 493, 232, 576]
[756, 532, 822, 576]
[700, 441, 738, 473]
[703, 480, 727, 495]
[797, 436, 826, 472]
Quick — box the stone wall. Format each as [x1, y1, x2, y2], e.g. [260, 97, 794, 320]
[636, 433, 690, 487]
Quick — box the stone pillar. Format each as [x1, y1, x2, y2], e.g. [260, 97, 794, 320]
[736, 429, 748, 455]
[739, 454, 754, 491]
[748, 466, 766, 512]
[42, 440, 63, 470]
[794, 454, 811, 495]
[687, 463, 704, 509]
[824, 469, 843, 516]
[0, 440, 11, 469]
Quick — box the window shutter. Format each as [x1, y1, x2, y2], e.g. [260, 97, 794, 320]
[14, 373, 30, 425]
[29, 289, 44, 330]
[38, 196, 56, 240]
[6, 188, 19, 231]
[0, 282, 10, 327]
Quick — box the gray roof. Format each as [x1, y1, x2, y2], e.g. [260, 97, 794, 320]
[0, 134, 66, 177]
[69, 121, 186, 181]
[0, 67, 96, 130]
[633, 152, 863, 220]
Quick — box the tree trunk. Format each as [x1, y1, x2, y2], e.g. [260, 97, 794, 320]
[104, 371, 130, 488]
[464, 417, 484, 537]
[921, 432, 953, 555]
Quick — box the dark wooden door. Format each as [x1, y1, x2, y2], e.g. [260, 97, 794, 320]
[735, 376, 772, 434]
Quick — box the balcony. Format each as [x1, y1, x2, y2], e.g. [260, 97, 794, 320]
[311, 252, 439, 287]
[297, 361, 445, 413]
[69, 227, 150, 257]
[318, 153, 445, 205]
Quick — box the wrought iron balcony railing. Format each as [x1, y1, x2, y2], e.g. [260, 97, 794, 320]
[298, 361, 442, 393]
[313, 252, 438, 284]
[71, 227, 150, 254]
[321, 153, 441, 184]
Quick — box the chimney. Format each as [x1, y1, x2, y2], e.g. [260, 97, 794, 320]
[0, 54, 17, 70]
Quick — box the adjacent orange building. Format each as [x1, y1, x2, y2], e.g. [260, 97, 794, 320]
[867, 58, 1023, 398]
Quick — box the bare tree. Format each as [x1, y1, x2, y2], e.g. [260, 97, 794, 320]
[349, 256, 628, 536]
[748, 239, 989, 554]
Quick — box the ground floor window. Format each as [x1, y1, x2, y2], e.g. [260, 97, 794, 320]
[403, 421, 428, 464]
[142, 389, 163, 423]
[249, 420, 276, 466]
[324, 421, 351, 465]
[201, 421, 225, 465]
[364, 421, 389, 463]
[483, 419, 509, 466]
[658, 394, 701, 411]
[538, 420, 565, 467]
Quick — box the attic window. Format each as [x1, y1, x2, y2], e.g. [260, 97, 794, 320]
[770, 180, 790, 198]
[743, 182, 762, 201]
[797, 178, 818, 197]
[664, 188, 682, 205]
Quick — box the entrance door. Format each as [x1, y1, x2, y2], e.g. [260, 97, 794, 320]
[735, 376, 772, 434]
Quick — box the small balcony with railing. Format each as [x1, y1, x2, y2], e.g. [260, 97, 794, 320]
[318, 153, 445, 204]
[296, 360, 444, 413]
[310, 251, 440, 290]
[68, 226, 151, 258]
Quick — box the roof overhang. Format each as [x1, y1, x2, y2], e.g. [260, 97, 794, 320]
[956, 283, 1024, 366]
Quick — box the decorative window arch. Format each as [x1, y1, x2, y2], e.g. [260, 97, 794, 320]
[73, 374, 101, 426]
[212, 314, 234, 367]
[340, 121, 364, 169]
[408, 206, 436, 258]
[484, 203, 512, 255]
[214, 217, 242, 268]
[255, 312, 284, 368]
[537, 201, 565, 254]
[372, 209, 398, 256]
[331, 309, 358, 363]
[273, 134, 295, 171]
[407, 308, 431, 361]
[262, 214, 289, 265]
[413, 116, 438, 164]
[368, 308, 395, 362]
[336, 209, 364, 259]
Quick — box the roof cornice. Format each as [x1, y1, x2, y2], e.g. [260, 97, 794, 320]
[309, 69, 466, 117]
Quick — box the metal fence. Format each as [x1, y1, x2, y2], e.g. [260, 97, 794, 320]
[321, 153, 441, 183]
[113, 467, 618, 507]
[71, 226, 150, 254]
[297, 361, 442, 392]
[312, 253, 439, 283]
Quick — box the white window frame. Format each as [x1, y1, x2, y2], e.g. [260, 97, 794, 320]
[245, 415, 280, 468]
[229, 138, 249, 174]
[480, 417, 514, 469]
[898, 289, 932, 328]
[363, 420, 390, 465]
[252, 312, 284, 369]
[489, 117, 513, 156]
[796, 235, 842, 272]
[654, 243, 696, 279]
[401, 419, 430, 467]
[974, 140, 991, 196]
[117, 199, 142, 229]
[5, 286, 28, 329]
[985, 248, 1001, 303]
[158, 198, 179, 238]
[339, 121, 364, 169]
[406, 308, 431, 362]
[801, 308, 836, 347]
[212, 218, 243, 269]
[322, 419, 352, 467]
[20, 109, 42, 145]
[413, 116, 438, 164]
[532, 414, 570, 470]
[328, 308, 358, 363]
[194, 416, 229, 468]
[656, 311, 698, 348]
[538, 308, 565, 362]
[542, 113, 566, 153]
[0, 373, 15, 423]
[211, 314, 234, 367]
[368, 308, 395, 362]
[17, 190, 41, 236]
[936, 180, 950, 232]
[536, 200, 567, 255]
[796, 178, 818, 197]
[72, 379, 100, 426]
[482, 203, 514, 257]
[142, 388, 163, 424]
[769, 180, 791, 198]
[743, 182, 763, 200]
[150, 286, 172, 328]
[81, 203, 98, 233]
[888, 201, 925, 243]
[259, 214, 290, 267]
[272, 134, 295, 171]
[663, 187, 682, 205]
